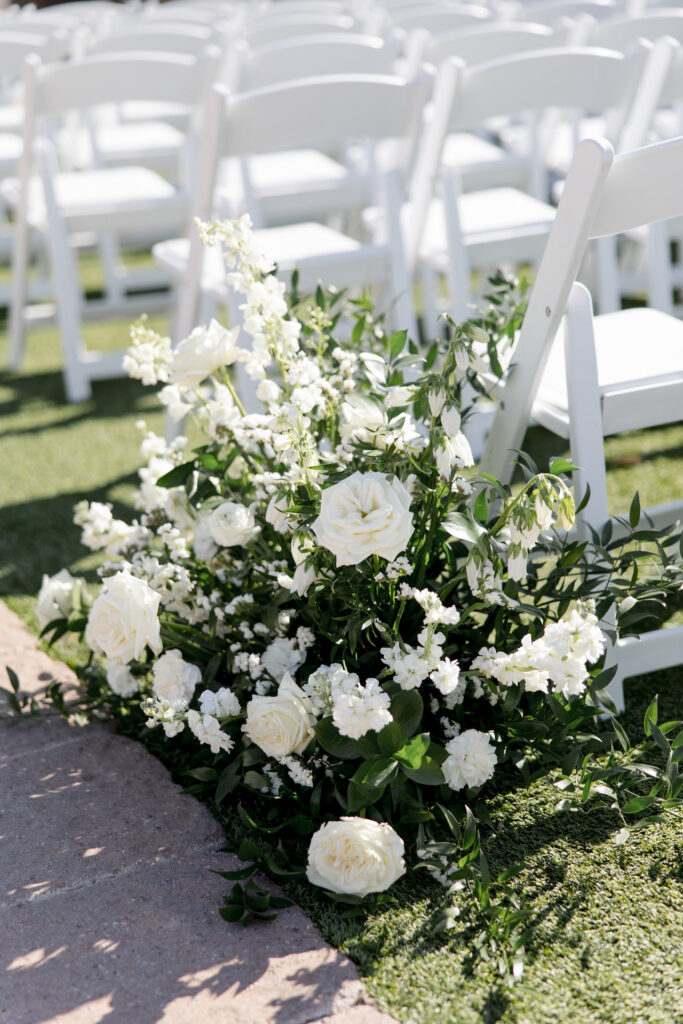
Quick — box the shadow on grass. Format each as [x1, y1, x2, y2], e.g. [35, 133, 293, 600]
[0, 482, 138, 600]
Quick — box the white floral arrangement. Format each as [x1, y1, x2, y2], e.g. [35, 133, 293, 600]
[34, 216, 683, 958]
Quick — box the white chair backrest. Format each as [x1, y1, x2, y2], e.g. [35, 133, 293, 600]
[0, 30, 69, 75]
[216, 70, 432, 160]
[86, 24, 218, 59]
[424, 21, 556, 64]
[233, 32, 401, 91]
[390, 3, 494, 34]
[481, 133, 683, 482]
[513, 0, 619, 25]
[244, 13, 359, 46]
[587, 10, 683, 49]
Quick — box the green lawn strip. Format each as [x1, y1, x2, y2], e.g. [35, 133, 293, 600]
[2, 298, 683, 1024]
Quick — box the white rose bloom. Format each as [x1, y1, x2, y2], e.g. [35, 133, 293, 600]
[243, 674, 315, 757]
[199, 687, 240, 718]
[106, 662, 138, 698]
[208, 501, 260, 548]
[169, 320, 247, 388]
[442, 729, 497, 791]
[152, 649, 202, 704]
[85, 572, 162, 664]
[261, 637, 306, 682]
[306, 817, 405, 897]
[312, 471, 414, 567]
[36, 568, 82, 630]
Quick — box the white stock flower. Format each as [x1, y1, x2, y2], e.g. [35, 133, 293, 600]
[261, 636, 306, 682]
[208, 501, 260, 548]
[332, 677, 392, 739]
[85, 572, 161, 664]
[36, 569, 82, 630]
[152, 649, 202, 703]
[106, 662, 138, 698]
[306, 817, 405, 897]
[430, 658, 463, 699]
[442, 729, 497, 791]
[199, 687, 240, 718]
[312, 471, 414, 567]
[193, 514, 218, 561]
[187, 710, 234, 754]
[256, 378, 281, 404]
[169, 320, 247, 388]
[243, 674, 315, 757]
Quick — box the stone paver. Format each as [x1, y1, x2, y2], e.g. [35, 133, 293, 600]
[0, 602, 399, 1024]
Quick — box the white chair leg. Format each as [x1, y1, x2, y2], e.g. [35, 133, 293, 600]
[383, 167, 418, 342]
[594, 235, 620, 314]
[8, 195, 31, 372]
[98, 232, 126, 306]
[443, 167, 473, 325]
[564, 282, 609, 536]
[646, 220, 673, 315]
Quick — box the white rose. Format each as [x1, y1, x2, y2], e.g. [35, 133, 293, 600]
[152, 649, 202, 703]
[306, 817, 405, 897]
[36, 568, 82, 630]
[85, 572, 161, 664]
[312, 471, 414, 567]
[169, 319, 247, 388]
[442, 729, 497, 791]
[208, 501, 259, 548]
[106, 662, 138, 698]
[243, 674, 315, 757]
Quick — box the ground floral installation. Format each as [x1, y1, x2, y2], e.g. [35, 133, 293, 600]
[30, 215, 683, 974]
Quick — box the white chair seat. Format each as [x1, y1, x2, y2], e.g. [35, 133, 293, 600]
[118, 100, 189, 129]
[0, 132, 21, 174]
[441, 132, 528, 190]
[535, 306, 683, 435]
[421, 187, 556, 262]
[4, 167, 184, 232]
[218, 149, 369, 226]
[0, 105, 22, 133]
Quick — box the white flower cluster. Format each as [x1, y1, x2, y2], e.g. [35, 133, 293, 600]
[302, 664, 392, 740]
[122, 317, 173, 386]
[472, 602, 605, 698]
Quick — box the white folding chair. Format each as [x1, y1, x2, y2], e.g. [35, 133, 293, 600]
[406, 42, 673, 331]
[388, 3, 494, 35]
[513, 0, 620, 25]
[223, 33, 403, 228]
[481, 135, 683, 709]
[155, 70, 433, 358]
[5, 51, 217, 403]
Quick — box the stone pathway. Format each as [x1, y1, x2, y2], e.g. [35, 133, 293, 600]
[0, 602, 398, 1024]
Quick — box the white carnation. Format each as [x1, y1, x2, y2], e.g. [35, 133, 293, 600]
[152, 649, 202, 704]
[36, 568, 82, 631]
[106, 662, 138, 698]
[187, 710, 234, 754]
[199, 687, 240, 718]
[442, 729, 497, 791]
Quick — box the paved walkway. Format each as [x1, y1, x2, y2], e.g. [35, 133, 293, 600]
[0, 602, 398, 1024]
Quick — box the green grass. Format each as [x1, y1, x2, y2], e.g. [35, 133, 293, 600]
[2, 269, 683, 1024]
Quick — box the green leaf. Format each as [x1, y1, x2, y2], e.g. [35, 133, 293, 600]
[389, 330, 408, 361]
[219, 904, 244, 923]
[187, 766, 218, 783]
[315, 717, 359, 759]
[462, 805, 477, 850]
[155, 460, 195, 488]
[376, 720, 407, 756]
[622, 795, 657, 814]
[5, 666, 20, 693]
[390, 689, 423, 738]
[215, 762, 241, 804]
[395, 733, 430, 770]
[347, 779, 385, 812]
[441, 512, 485, 545]
[549, 457, 580, 475]
[629, 490, 641, 528]
[473, 489, 488, 524]
[401, 756, 444, 785]
[644, 696, 659, 737]
[352, 756, 397, 790]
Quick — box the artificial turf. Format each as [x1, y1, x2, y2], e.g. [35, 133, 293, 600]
[1, 282, 683, 1024]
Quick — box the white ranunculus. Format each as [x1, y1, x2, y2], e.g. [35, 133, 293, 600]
[169, 320, 247, 388]
[36, 568, 82, 630]
[208, 501, 259, 547]
[442, 729, 497, 791]
[312, 471, 414, 567]
[85, 572, 161, 664]
[152, 649, 202, 704]
[243, 673, 315, 757]
[106, 662, 138, 698]
[306, 817, 405, 897]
